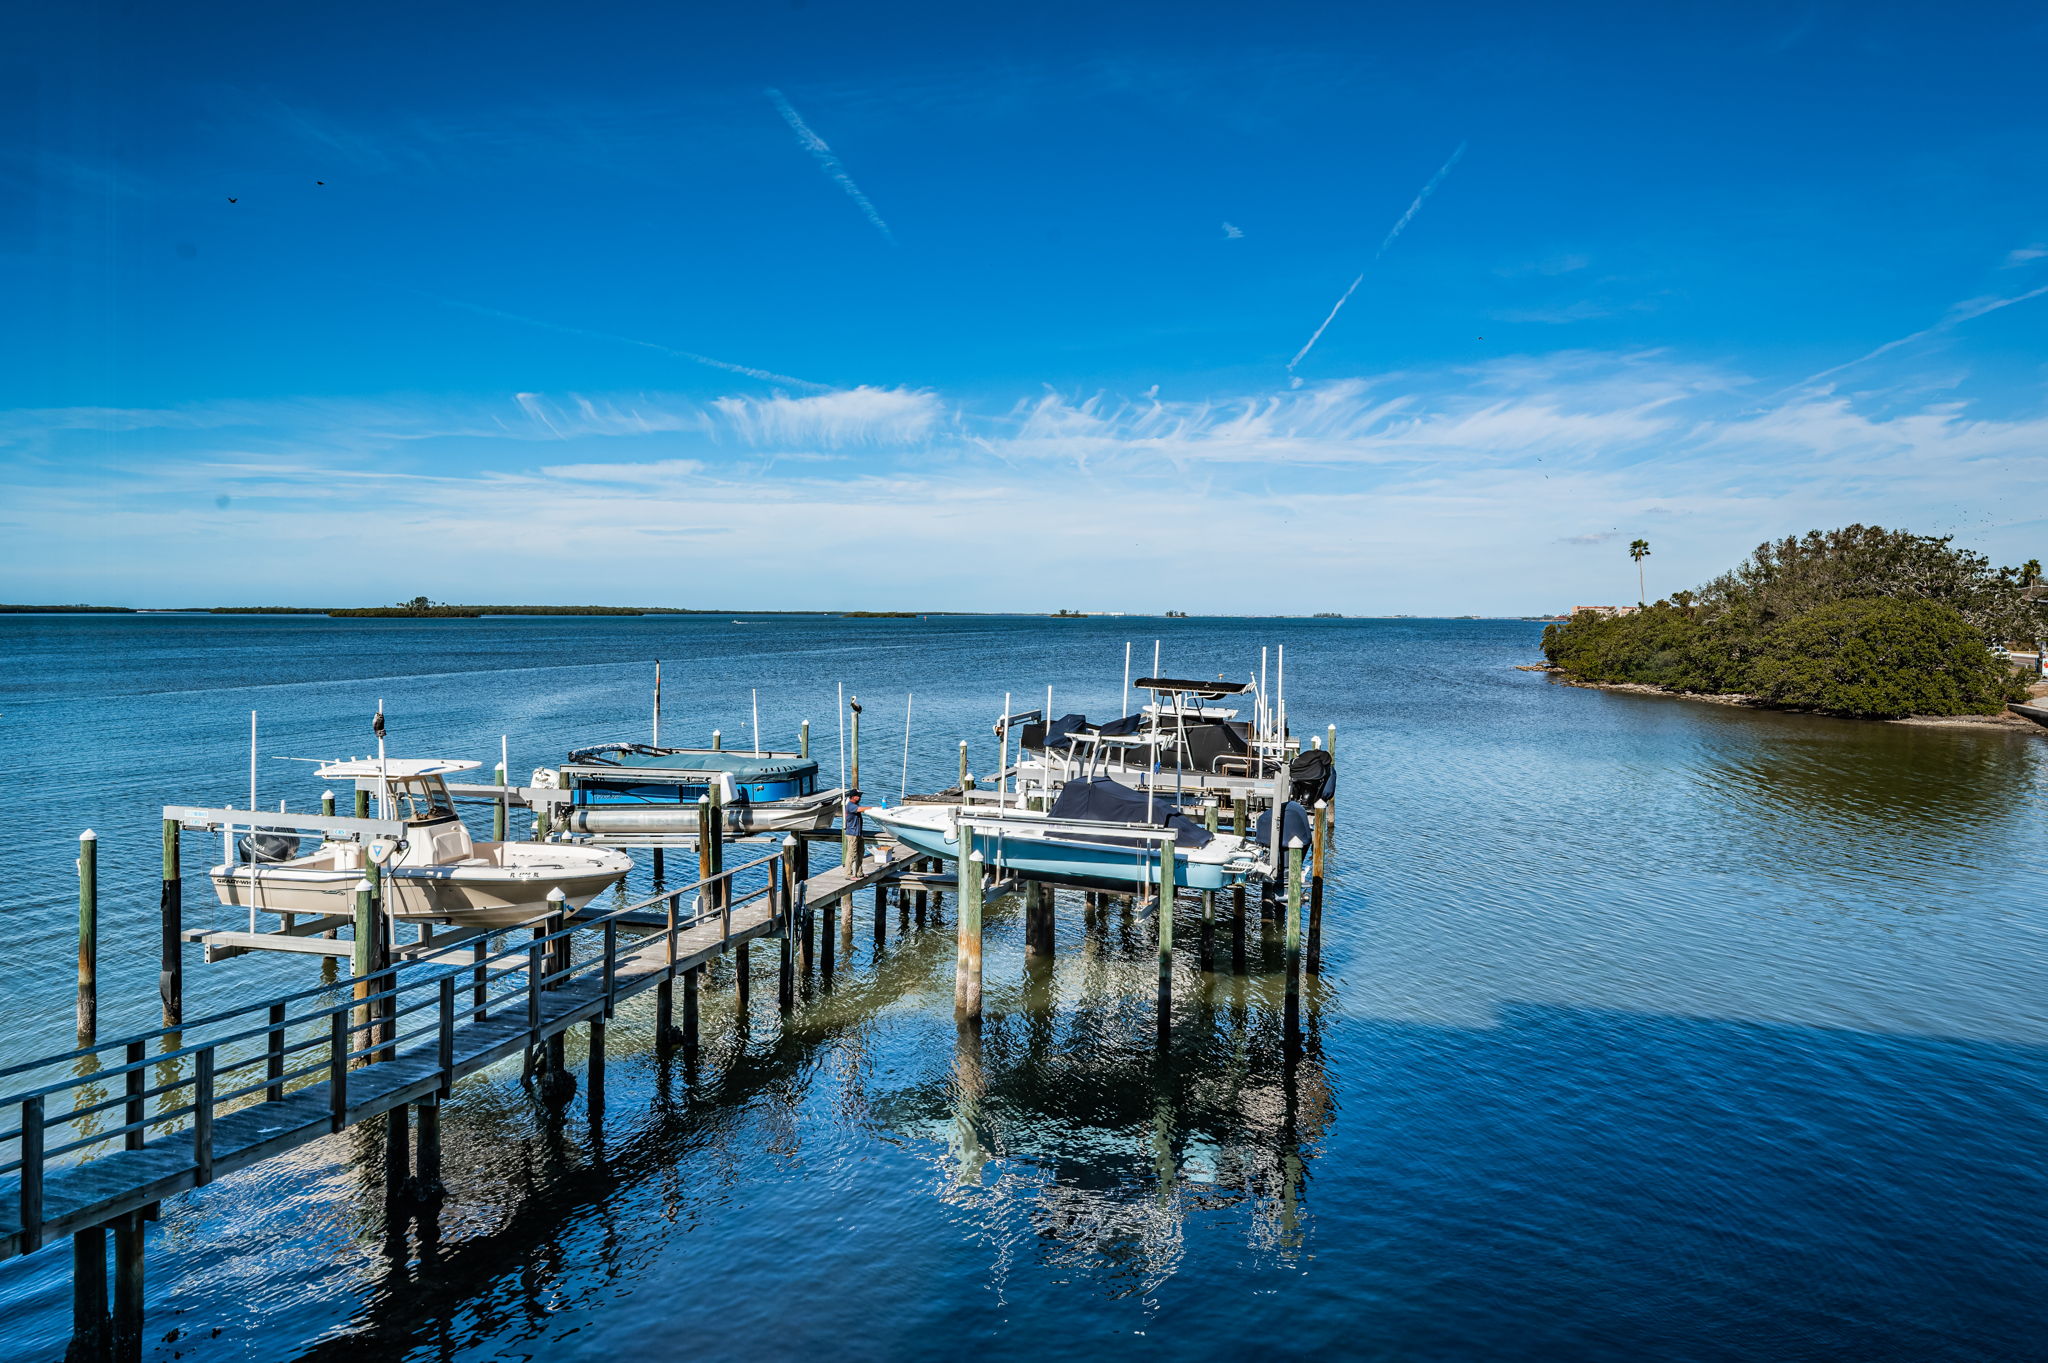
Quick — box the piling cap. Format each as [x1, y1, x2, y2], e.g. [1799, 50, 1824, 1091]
[353, 878, 375, 892]
[1287, 836, 1304, 849]
[546, 886, 567, 902]
[80, 828, 96, 841]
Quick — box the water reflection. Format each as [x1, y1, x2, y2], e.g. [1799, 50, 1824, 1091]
[869, 892, 1333, 1298]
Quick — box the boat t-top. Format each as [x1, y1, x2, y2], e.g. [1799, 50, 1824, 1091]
[210, 758, 632, 927]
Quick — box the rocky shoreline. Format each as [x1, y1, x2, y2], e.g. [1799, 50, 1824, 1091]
[1518, 663, 2048, 734]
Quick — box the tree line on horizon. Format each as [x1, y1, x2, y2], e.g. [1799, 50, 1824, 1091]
[1544, 525, 2045, 719]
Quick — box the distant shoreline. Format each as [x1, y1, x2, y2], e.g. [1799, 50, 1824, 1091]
[1522, 663, 2048, 734]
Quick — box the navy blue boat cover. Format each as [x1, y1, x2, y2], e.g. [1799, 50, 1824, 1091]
[1047, 778, 1214, 848]
[1250, 800, 1313, 851]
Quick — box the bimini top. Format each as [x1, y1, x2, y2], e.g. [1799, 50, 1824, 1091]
[314, 758, 482, 780]
[1132, 676, 1251, 697]
[565, 747, 817, 782]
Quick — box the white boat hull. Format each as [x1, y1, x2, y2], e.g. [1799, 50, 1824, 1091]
[212, 841, 631, 928]
[869, 804, 1258, 892]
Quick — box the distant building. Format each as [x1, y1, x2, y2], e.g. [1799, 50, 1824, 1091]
[1571, 605, 1639, 618]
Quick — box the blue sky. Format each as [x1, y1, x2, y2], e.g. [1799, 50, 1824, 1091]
[4, 0, 2045, 612]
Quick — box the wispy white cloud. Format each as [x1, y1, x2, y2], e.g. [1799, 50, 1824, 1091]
[1222, 222, 1244, 239]
[2002, 244, 2047, 268]
[1287, 142, 1469, 376]
[7, 350, 2047, 610]
[709, 386, 943, 448]
[766, 89, 897, 245]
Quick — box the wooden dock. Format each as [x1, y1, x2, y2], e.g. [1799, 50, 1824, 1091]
[0, 839, 919, 1359]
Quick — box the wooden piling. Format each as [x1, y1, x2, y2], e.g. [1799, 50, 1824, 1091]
[1231, 883, 1246, 971]
[322, 789, 335, 818]
[779, 839, 799, 1009]
[77, 830, 97, 1043]
[1156, 842, 1177, 1035]
[800, 719, 811, 758]
[655, 977, 675, 1052]
[712, 728, 722, 751]
[384, 1104, 409, 1200]
[112, 1213, 144, 1360]
[955, 845, 984, 1021]
[350, 877, 375, 1066]
[1024, 880, 1054, 958]
[682, 966, 700, 1056]
[800, 884, 815, 977]
[874, 882, 887, 943]
[159, 818, 182, 1027]
[1199, 804, 1218, 971]
[1284, 837, 1305, 1031]
[843, 699, 863, 870]
[67, 1225, 108, 1363]
[492, 764, 507, 842]
[354, 788, 369, 819]
[586, 1020, 606, 1115]
[413, 1097, 445, 1202]
[1308, 799, 1329, 973]
[957, 739, 968, 793]
[734, 943, 750, 1011]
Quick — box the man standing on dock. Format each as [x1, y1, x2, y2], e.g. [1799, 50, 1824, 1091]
[843, 789, 865, 868]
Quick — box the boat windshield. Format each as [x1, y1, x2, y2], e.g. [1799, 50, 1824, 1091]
[387, 776, 457, 823]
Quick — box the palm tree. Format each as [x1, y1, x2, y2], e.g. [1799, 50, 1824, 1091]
[1629, 539, 1651, 604]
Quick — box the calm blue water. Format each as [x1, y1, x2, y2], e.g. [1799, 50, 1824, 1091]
[2, 614, 2046, 1361]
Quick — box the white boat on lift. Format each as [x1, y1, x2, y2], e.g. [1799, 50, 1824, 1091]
[210, 758, 632, 927]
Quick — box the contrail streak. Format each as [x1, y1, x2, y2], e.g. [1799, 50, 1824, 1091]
[1287, 274, 1365, 372]
[767, 88, 897, 245]
[1287, 142, 1468, 375]
[1781, 281, 2048, 394]
[1376, 142, 1466, 258]
[423, 293, 832, 391]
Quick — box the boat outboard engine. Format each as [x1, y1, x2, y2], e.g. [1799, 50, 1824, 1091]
[1288, 750, 1335, 805]
[237, 831, 301, 863]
